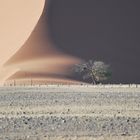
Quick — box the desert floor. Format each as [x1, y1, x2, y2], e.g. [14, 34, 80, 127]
[0, 85, 140, 140]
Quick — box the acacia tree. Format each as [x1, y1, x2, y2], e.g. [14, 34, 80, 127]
[75, 60, 111, 84]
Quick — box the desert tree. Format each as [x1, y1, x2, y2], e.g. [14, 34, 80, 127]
[74, 60, 111, 84]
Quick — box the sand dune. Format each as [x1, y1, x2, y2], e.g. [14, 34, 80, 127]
[1, 0, 81, 85]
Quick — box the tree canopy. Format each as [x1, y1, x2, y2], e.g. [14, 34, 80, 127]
[75, 60, 111, 84]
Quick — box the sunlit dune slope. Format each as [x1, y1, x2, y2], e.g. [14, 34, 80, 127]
[0, 0, 45, 84]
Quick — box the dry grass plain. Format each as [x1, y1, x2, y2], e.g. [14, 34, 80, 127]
[0, 85, 139, 140]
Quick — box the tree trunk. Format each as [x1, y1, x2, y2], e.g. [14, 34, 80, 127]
[91, 72, 96, 85]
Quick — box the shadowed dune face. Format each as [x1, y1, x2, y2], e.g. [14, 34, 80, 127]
[48, 0, 140, 84]
[1, 0, 81, 85]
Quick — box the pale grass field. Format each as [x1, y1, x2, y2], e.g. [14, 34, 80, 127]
[43, 136, 140, 140]
[0, 85, 139, 140]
